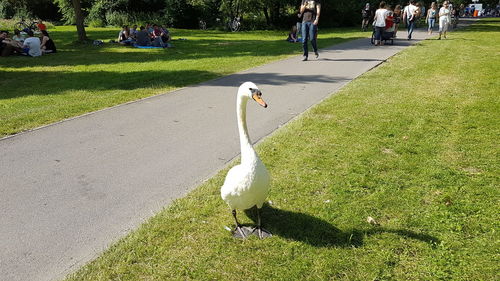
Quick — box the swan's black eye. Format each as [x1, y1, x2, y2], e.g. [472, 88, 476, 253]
[249, 88, 261, 95]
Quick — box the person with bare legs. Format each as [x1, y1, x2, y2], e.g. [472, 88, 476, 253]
[438, 1, 451, 39]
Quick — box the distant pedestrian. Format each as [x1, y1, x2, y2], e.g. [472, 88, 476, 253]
[300, 0, 321, 61]
[373, 1, 389, 46]
[393, 5, 402, 37]
[438, 1, 451, 40]
[362, 3, 372, 31]
[426, 2, 438, 35]
[403, 0, 418, 40]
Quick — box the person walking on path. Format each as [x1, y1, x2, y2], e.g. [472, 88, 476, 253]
[438, 1, 451, 40]
[300, 0, 321, 61]
[393, 5, 402, 37]
[403, 0, 418, 40]
[426, 2, 438, 35]
[362, 3, 372, 31]
[373, 1, 389, 46]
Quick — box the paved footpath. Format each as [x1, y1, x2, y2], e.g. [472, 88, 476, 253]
[1, 27, 439, 281]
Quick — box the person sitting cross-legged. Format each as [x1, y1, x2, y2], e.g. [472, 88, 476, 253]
[40, 30, 57, 53]
[23, 30, 42, 57]
[135, 26, 151, 47]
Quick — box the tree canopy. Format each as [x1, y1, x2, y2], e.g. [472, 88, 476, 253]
[2, 0, 497, 30]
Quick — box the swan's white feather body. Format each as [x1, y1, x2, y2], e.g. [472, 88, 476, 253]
[221, 158, 270, 210]
[220, 82, 270, 211]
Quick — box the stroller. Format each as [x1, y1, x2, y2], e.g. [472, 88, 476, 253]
[371, 28, 394, 45]
[371, 15, 395, 45]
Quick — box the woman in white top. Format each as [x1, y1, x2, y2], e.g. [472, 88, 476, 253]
[438, 1, 451, 39]
[373, 1, 388, 46]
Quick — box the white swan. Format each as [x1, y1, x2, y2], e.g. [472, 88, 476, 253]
[221, 82, 271, 239]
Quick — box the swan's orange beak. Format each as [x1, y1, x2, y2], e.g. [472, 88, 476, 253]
[252, 93, 268, 108]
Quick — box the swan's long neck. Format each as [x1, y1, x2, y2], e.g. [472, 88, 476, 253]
[237, 94, 257, 164]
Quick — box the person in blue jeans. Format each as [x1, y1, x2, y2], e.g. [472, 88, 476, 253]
[403, 0, 418, 40]
[300, 0, 321, 61]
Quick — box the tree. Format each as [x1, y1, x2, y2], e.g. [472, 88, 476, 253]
[72, 0, 87, 41]
[0, 0, 60, 20]
[54, 0, 88, 41]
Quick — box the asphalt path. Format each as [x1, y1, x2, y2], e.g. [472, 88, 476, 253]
[1, 28, 434, 281]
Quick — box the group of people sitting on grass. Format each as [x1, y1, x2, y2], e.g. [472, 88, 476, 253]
[116, 24, 171, 48]
[0, 26, 57, 57]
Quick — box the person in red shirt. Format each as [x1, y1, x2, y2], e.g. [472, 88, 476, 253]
[36, 20, 47, 32]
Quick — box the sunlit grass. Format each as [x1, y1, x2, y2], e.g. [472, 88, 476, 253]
[65, 19, 499, 281]
[0, 26, 365, 137]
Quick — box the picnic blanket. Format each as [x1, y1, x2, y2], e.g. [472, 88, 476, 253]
[133, 44, 163, 49]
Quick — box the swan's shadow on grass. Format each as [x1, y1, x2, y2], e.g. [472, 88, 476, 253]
[245, 205, 439, 248]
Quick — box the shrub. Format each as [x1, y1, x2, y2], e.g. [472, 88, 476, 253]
[105, 11, 130, 27]
[88, 18, 106, 27]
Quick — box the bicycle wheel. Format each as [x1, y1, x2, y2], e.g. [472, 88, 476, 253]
[14, 22, 26, 31]
[29, 22, 37, 31]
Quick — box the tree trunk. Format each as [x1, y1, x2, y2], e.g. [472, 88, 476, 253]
[263, 7, 270, 26]
[72, 0, 87, 41]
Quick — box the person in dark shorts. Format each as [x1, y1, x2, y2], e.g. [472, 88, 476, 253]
[300, 0, 321, 61]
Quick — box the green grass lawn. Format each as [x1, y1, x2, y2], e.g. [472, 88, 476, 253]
[64, 19, 499, 281]
[0, 26, 365, 138]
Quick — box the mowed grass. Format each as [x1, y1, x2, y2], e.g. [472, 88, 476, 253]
[0, 26, 365, 138]
[65, 19, 499, 281]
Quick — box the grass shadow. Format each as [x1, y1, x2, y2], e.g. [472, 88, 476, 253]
[0, 70, 347, 99]
[245, 205, 439, 248]
[0, 69, 216, 99]
[0, 35, 365, 69]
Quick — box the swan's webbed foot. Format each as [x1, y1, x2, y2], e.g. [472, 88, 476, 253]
[232, 225, 253, 239]
[251, 226, 272, 239]
[251, 207, 272, 239]
[231, 210, 252, 239]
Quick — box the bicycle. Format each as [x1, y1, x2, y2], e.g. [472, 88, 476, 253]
[14, 18, 37, 33]
[228, 17, 241, 32]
